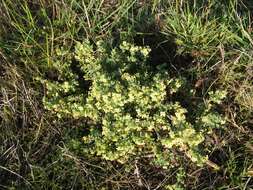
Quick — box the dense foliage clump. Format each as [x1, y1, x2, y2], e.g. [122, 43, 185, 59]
[42, 40, 226, 166]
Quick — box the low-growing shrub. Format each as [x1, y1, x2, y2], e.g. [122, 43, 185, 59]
[41, 40, 226, 167]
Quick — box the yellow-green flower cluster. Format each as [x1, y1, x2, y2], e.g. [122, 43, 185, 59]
[42, 40, 226, 167]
